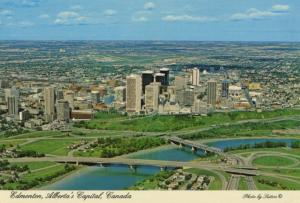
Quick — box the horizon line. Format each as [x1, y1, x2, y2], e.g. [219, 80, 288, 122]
[0, 39, 300, 43]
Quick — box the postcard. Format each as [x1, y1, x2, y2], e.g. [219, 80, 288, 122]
[0, 1, 299, 203]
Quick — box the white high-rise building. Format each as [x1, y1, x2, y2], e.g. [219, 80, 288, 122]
[126, 75, 142, 113]
[44, 87, 56, 122]
[114, 86, 126, 102]
[174, 76, 188, 91]
[192, 68, 200, 86]
[64, 90, 75, 109]
[7, 96, 18, 117]
[145, 82, 160, 112]
[5, 86, 19, 101]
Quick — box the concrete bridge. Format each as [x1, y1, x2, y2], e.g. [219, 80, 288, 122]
[7, 156, 259, 176]
[167, 136, 224, 155]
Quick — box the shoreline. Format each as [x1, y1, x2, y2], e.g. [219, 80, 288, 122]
[34, 136, 300, 189]
[37, 165, 87, 190]
[199, 135, 300, 144]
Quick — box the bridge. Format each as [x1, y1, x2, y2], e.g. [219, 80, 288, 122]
[7, 156, 259, 176]
[167, 136, 224, 155]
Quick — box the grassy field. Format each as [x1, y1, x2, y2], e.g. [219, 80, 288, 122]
[230, 148, 300, 158]
[75, 108, 300, 132]
[262, 168, 300, 179]
[253, 156, 296, 167]
[8, 131, 65, 139]
[20, 139, 77, 156]
[180, 119, 300, 140]
[183, 168, 223, 190]
[254, 175, 300, 190]
[2, 164, 72, 190]
[22, 165, 66, 181]
[11, 162, 57, 171]
[129, 171, 174, 190]
[0, 139, 26, 148]
[238, 177, 248, 190]
[74, 137, 165, 158]
[71, 128, 149, 138]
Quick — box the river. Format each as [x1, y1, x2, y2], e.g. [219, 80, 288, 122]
[44, 138, 299, 190]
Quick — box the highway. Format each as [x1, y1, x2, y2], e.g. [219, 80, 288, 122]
[167, 136, 224, 155]
[246, 176, 257, 190]
[226, 175, 240, 190]
[7, 156, 259, 176]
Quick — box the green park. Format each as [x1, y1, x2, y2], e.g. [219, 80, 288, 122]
[1, 108, 300, 190]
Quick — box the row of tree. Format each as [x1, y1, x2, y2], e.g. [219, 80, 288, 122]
[91, 137, 166, 158]
[224, 141, 287, 152]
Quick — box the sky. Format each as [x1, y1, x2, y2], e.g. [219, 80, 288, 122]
[0, 0, 299, 41]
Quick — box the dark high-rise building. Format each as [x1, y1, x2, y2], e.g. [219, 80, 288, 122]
[141, 71, 154, 94]
[57, 100, 70, 122]
[154, 73, 165, 86]
[207, 80, 217, 106]
[222, 80, 229, 98]
[160, 68, 169, 86]
[56, 90, 64, 100]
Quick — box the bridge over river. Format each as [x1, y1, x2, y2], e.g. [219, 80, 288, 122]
[167, 136, 224, 155]
[8, 156, 259, 176]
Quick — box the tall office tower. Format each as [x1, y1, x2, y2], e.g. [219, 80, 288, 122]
[44, 87, 56, 122]
[7, 96, 18, 117]
[160, 68, 170, 86]
[207, 80, 217, 106]
[154, 73, 165, 86]
[19, 110, 30, 121]
[57, 100, 70, 122]
[141, 70, 154, 94]
[91, 91, 100, 104]
[145, 82, 160, 112]
[221, 80, 229, 98]
[126, 75, 142, 113]
[174, 76, 188, 91]
[64, 90, 75, 109]
[114, 86, 126, 102]
[56, 90, 64, 100]
[191, 68, 200, 86]
[5, 86, 19, 101]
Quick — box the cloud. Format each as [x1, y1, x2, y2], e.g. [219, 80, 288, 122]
[18, 21, 34, 27]
[21, 0, 41, 7]
[132, 10, 152, 22]
[271, 4, 290, 12]
[4, 0, 43, 8]
[144, 2, 156, 10]
[162, 15, 217, 22]
[132, 16, 149, 22]
[230, 5, 290, 21]
[54, 11, 88, 25]
[39, 14, 49, 19]
[103, 9, 117, 17]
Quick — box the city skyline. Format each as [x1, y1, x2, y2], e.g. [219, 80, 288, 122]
[0, 0, 299, 41]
